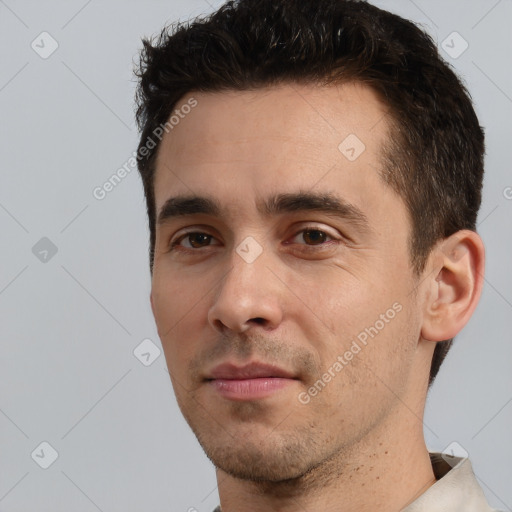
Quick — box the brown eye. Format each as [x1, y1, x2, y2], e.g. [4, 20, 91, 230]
[186, 233, 213, 248]
[302, 229, 328, 245]
[170, 232, 218, 251]
[284, 226, 342, 256]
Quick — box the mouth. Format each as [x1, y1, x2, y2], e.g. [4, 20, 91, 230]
[205, 362, 299, 401]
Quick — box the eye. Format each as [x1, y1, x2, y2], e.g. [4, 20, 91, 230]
[288, 227, 337, 247]
[168, 226, 340, 255]
[169, 231, 220, 251]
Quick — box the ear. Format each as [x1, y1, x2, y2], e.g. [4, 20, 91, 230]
[421, 230, 485, 342]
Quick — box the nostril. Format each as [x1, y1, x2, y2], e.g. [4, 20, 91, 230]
[212, 319, 228, 333]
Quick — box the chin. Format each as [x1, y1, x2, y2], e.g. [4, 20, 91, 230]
[193, 427, 318, 482]
[178, 395, 338, 482]
[208, 445, 312, 482]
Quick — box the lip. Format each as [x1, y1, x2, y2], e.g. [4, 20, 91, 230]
[208, 362, 296, 380]
[206, 362, 298, 401]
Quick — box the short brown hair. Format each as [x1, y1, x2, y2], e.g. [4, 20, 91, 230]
[134, 0, 485, 387]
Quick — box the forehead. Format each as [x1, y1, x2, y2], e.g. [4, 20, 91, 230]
[153, 82, 396, 225]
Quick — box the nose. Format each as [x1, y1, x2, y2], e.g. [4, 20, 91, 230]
[207, 247, 284, 335]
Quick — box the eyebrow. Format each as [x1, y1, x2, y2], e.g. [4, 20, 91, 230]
[156, 191, 372, 234]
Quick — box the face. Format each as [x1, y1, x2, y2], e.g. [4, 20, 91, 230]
[150, 82, 425, 482]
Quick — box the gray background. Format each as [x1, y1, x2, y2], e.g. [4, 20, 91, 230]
[0, 0, 511, 510]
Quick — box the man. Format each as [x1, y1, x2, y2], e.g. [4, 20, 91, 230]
[134, 0, 498, 510]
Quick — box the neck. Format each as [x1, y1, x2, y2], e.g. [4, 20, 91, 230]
[215, 383, 435, 512]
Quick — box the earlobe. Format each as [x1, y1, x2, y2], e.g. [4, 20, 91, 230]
[421, 230, 485, 342]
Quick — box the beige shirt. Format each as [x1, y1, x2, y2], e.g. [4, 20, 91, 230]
[212, 452, 500, 512]
[402, 452, 500, 512]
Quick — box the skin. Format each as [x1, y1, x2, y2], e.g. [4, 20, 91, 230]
[149, 82, 485, 512]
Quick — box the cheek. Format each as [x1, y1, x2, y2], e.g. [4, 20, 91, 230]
[160, 328, 201, 394]
[151, 264, 204, 327]
[308, 304, 418, 431]
[349, 301, 418, 391]
[317, 272, 414, 371]
[318, 273, 382, 338]
[151, 274, 208, 376]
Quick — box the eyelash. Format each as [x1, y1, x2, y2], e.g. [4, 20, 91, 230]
[168, 226, 340, 254]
